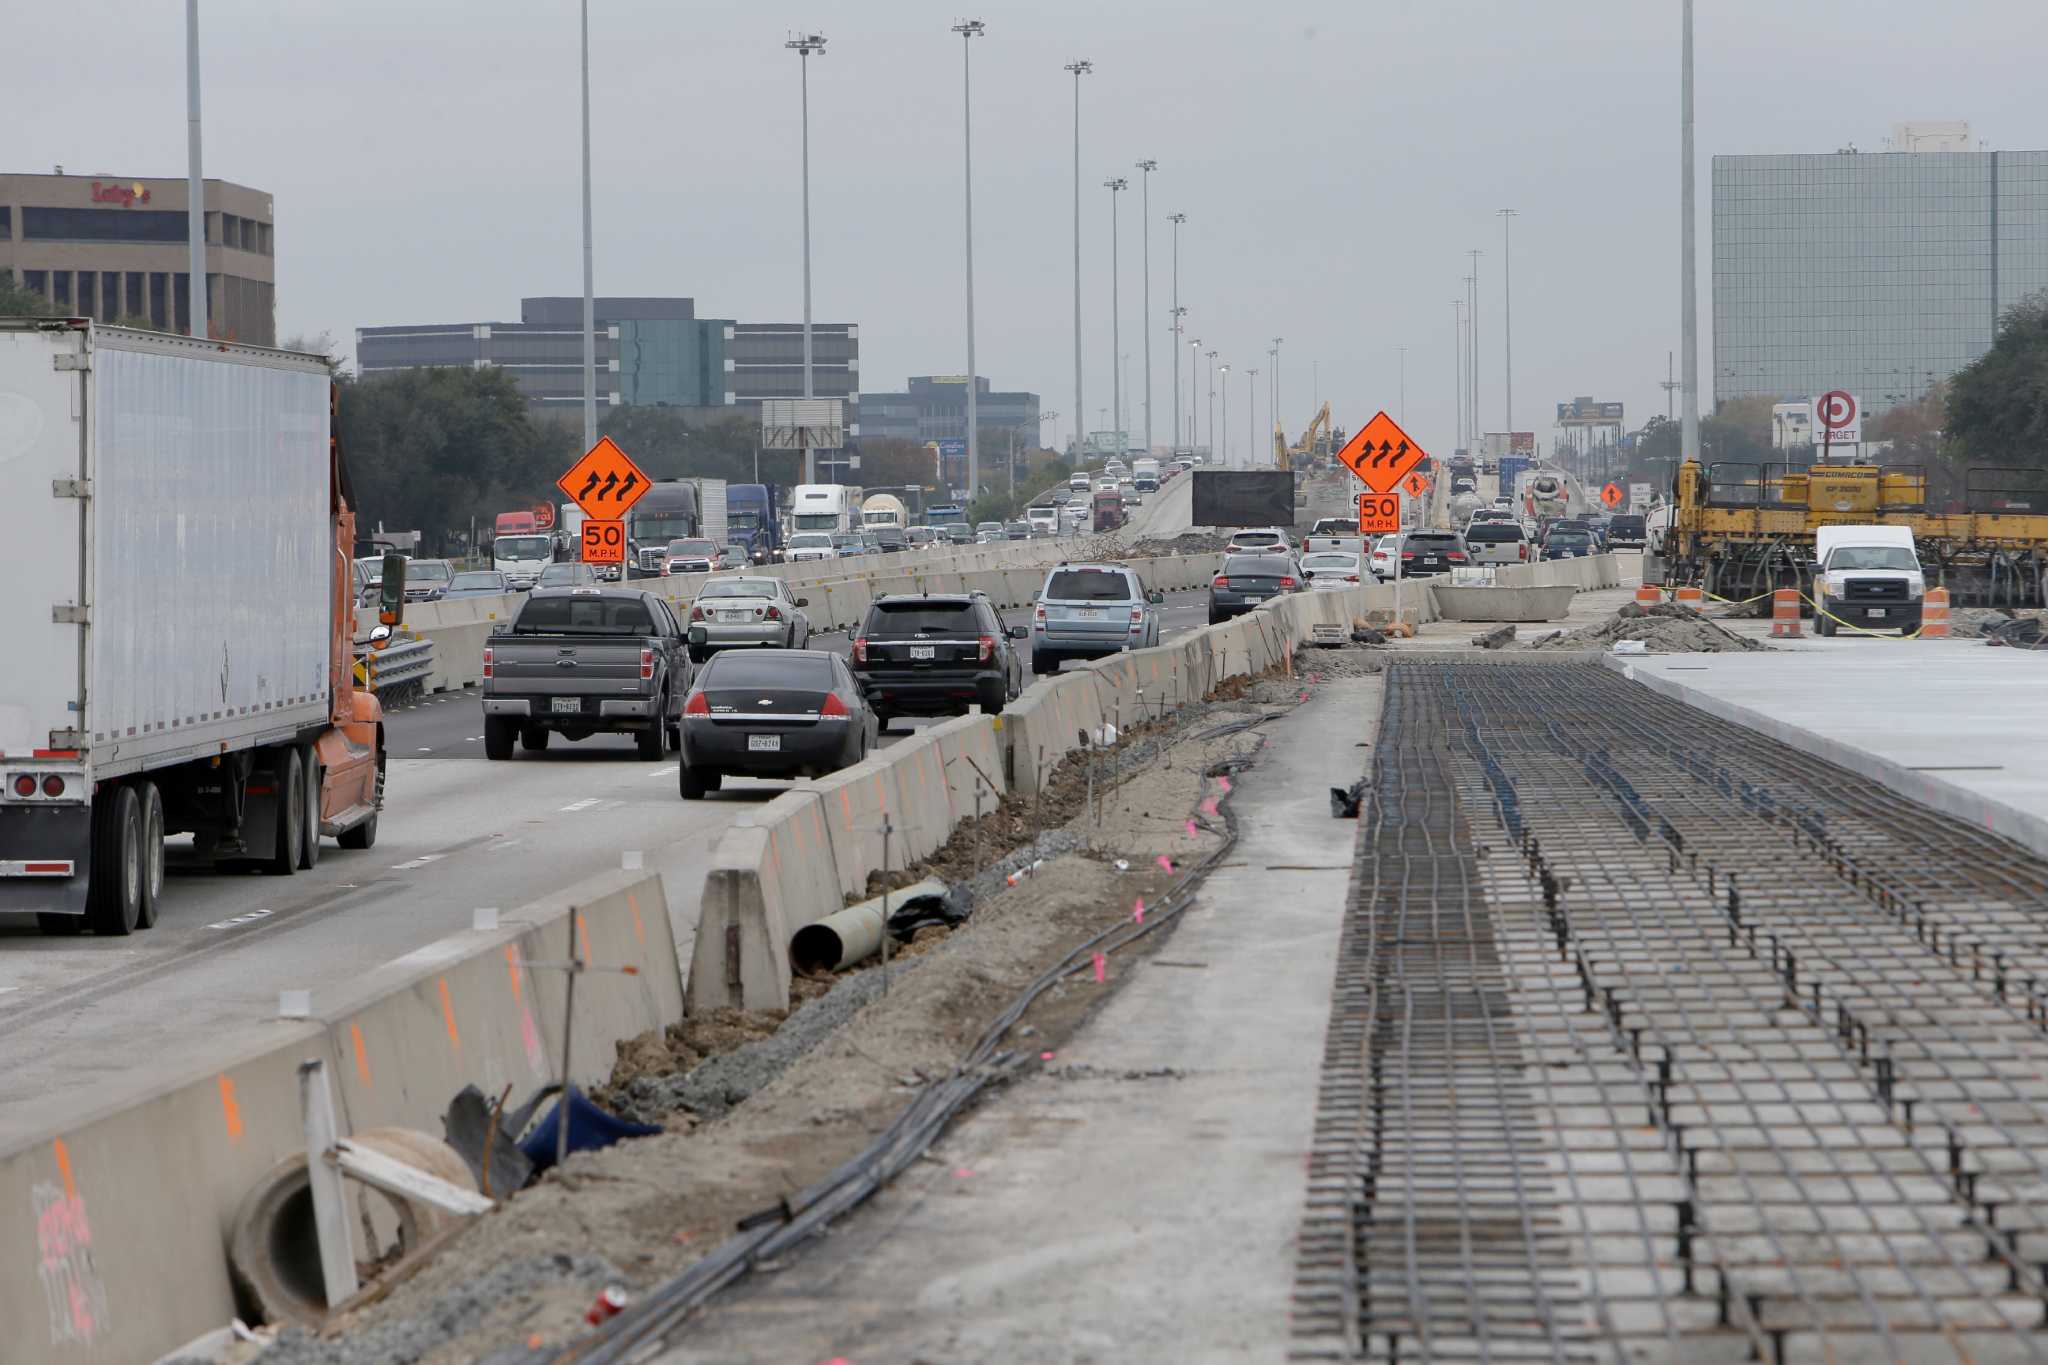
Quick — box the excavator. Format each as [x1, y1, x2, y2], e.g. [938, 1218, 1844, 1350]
[1273, 403, 1336, 472]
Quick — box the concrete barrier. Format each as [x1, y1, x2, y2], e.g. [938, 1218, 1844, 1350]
[0, 871, 681, 1365]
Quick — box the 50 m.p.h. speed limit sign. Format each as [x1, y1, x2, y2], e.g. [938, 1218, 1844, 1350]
[1357, 492, 1400, 535]
[581, 518, 625, 564]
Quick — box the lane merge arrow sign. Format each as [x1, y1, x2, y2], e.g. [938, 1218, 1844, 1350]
[558, 437, 654, 522]
[1336, 411, 1429, 494]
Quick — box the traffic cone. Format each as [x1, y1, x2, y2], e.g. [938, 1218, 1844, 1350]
[1770, 588, 1802, 638]
[1674, 585, 1705, 610]
[1634, 583, 1663, 607]
[1920, 587, 1950, 639]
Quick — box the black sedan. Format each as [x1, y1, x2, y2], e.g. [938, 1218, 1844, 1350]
[1208, 553, 1302, 624]
[678, 650, 877, 798]
[1398, 532, 1469, 574]
[850, 593, 1027, 726]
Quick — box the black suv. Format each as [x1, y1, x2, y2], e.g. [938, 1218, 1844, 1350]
[850, 593, 1028, 728]
[1399, 532, 1469, 574]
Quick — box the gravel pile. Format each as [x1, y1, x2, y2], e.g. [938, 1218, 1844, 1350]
[1951, 608, 2046, 644]
[1529, 601, 1766, 653]
[251, 1255, 625, 1365]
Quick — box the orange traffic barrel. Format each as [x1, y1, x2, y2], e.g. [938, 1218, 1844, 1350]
[1770, 587, 1802, 638]
[1634, 584, 1663, 607]
[1921, 586, 1950, 638]
[1674, 585, 1705, 609]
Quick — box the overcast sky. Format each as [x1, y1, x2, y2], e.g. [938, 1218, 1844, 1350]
[18, 1, 2048, 456]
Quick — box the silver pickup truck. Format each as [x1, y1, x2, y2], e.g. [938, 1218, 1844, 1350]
[480, 587, 692, 760]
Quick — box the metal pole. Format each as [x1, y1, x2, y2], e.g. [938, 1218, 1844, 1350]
[1453, 299, 1465, 450]
[957, 22, 983, 499]
[580, 0, 595, 447]
[1467, 250, 1482, 448]
[1245, 369, 1258, 467]
[1105, 177, 1126, 459]
[1271, 337, 1283, 441]
[1219, 363, 1229, 467]
[1137, 160, 1156, 456]
[1066, 61, 1092, 459]
[785, 34, 826, 479]
[1397, 346, 1407, 425]
[1499, 208, 1517, 429]
[185, 0, 208, 340]
[1680, 0, 1701, 468]
[1169, 213, 1185, 449]
[1206, 351, 1217, 463]
[1266, 349, 1277, 457]
[1188, 338, 1201, 453]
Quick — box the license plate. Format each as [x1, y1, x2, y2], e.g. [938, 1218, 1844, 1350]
[1078, 608, 1104, 620]
[748, 734, 781, 752]
[550, 697, 581, 714]
[1870, 608, 1887, 618]
[909, 645, 936, 660]
[720, 609, 748, 622]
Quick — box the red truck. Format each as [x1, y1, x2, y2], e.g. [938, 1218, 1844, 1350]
[1091, 489, 1126, 532]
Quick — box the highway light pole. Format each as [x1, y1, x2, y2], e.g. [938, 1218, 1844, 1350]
[1453, 299, 1465, 450]
[1206, 350, 1218, 462]
[1270, 337, 1283, 440]
[1680, 0, 1701, 470]
[1104, 176, 1127, 458]
[1397, 345, 1408, 424]
[1066, 60, 1092, 459]
[955, 20, 984, 503]
[579, 1, 598, 446]
[1188, 338, 1201, 451]
[1467, 250, 1482, 448]
[787, 32, 827, 480]
[1136, 160, 1156, 457]
[1499, 209, 1518, 431]
[1219, 363, 1230, 467]
[185, 0, 208, 341]
[1245, 368, 1259, 466]
[1168, 212, 1186, 449]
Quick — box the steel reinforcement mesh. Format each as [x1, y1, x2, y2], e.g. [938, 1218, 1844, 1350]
[1293, 658, 2048, 1364]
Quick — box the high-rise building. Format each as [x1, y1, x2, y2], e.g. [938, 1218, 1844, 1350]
[858, 375, 1040, 445]
[356, 296, 859, 438]
[1712, 142, 2048, 416]
[0, 171, 276, 345]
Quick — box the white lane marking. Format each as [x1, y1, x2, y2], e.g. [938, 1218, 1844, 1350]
[207, 907, 275, 930]
[486, 839, 526, 853]
[389, 853, 446, 871]
[416, 747, 434, 752]
[559, 797, 601, 812]
[465, 736, 483, 743]
[647, 765, 680, 778]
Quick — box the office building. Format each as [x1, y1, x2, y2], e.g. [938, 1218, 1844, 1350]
[356, 296, 859, 438]
[1713, 136, 2048, 416]
[0, 170, 277, 345]
[858, 375, 1040, 445]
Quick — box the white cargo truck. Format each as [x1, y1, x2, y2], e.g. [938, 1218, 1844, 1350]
[696, 477, 728, 548]
[0, 320, 390, 934]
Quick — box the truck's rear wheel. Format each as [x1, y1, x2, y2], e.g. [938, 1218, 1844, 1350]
[86, 784, 143, 936]
[299, 744, 322, 871]
[635, 705, 668, 760]
[484, 716, 516, 761]
[135, 780, 165, 929]
[264, 749, 304, 876]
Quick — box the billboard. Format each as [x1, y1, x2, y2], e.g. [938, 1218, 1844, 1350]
[1192, 470, 1294, 528]
[1555, 398, 1625, 425]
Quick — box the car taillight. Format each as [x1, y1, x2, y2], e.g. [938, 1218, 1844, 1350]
[1401, 552, 1416, 560]
[1344, 574, 1360, 583]
[1519, 543, 1529, 560]
[819, 691, 849, 717]
[766, 605, 782, 620]
[689, 604, 704, 621]
[481, 646, 494, 679]
[1448, 551, 1467, 562]
[852, 638, 867, 663]
[637, 648, 655, 680]
[684, 691, 710, 716]
[1212, 575, 1229, 588]
[978, 634, 995, 662]
[42, 775, 65, 797]
[1279, 577, 1297, 589]
[11, 775, 34, 797]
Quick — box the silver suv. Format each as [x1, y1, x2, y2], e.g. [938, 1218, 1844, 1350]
[1030, 562, 1165, 676]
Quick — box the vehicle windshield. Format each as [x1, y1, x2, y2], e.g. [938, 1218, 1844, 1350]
[1045, 569, 1138, 601]
[700, 578, 777, 599]
[450, 572, 505, 591]
[1609, 517, 1646, 532]
[536, 564, 586, 584]
[665, 540, 716, 556]
[1465, 524, 1525, 541]
[1828, 546, 1918, 571]
[1548, 532, 1591, 545]
[792, 514, 840, 531]
[1222, 555, 1286, 576]
[633, 514, 695, 542]
[788, 533, 834, 549]
[493, 536, 552, 560]
[728, 510, 765, 531]
[410, 561, 452, 583]
[1232, 532, 1282, 545]
[1301, 554, 1359, 570]
[866, 602, 978, 634]
[701, 652, 833, 690]
[513, 595, 653, 635]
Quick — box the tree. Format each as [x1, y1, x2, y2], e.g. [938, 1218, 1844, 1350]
[0, 270, 48, 317]
[282, 330, 345, 373]
[1946, 289, 2048, 464]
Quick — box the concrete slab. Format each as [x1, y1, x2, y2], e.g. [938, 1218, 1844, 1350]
[1611, 645, 2048, 860]
[656, 676, 1379, 1365]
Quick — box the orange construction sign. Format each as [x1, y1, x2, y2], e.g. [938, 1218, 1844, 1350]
[1357, 491, 1400, 534]
[1336, 411, 1429, 493]
[580, 519, 626, 565]
[558, 437, 652, 521]
[1600, 482, 1624, 509]
[1401, 470, 1430, 498]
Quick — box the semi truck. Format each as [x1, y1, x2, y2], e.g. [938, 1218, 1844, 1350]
[791, 484, 856, 534]
[623, 478, 727, 577]
[726, 483, 782, 563]
[861, 493, 909, 531]
[0, 320, 393, 934]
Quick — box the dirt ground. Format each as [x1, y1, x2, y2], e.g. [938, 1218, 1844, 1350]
[243, 653, 1321, 1365]
[1527, 600, 1767, 653]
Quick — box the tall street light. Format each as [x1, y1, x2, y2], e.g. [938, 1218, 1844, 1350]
[1467, 249, 1482, 449]
[1188, 337, 1202, 451]
[1680, 0, 1700, 469]
[1065, 60, 1093, 458]
[1205, 349, 1218, 459]
[1136, 160, 1156, 456]
[787, 31, 827, 480]
[186, 0, 208, 341]
[1219, 362, 1230, 467]
[1104, 176, 1127, 457]
[1453, 298, 1465, 450]
[1266, 346, 1277, 451]
[1245, 367, 1260, 466]
[955, 20, 984, 499]
[1499, 208, 1518, 430]
[578, 2, 600, 444]
[1271, 336, 1284, 436]
[1168, 212, 1186, 448]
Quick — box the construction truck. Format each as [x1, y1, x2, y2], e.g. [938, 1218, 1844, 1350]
[1275, 402, 1336, 471]
[1651, 457, 2048, 608]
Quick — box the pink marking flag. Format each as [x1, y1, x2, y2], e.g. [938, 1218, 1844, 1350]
[1133, 897, 1146, 924]
[1092, 952, 1106, 983]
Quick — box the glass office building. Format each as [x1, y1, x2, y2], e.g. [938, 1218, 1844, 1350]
[1713, 150, 2048, 415]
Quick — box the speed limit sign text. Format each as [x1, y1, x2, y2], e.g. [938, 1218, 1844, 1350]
[1357, 492, 1400, 534]
[581, 518, 625, 564]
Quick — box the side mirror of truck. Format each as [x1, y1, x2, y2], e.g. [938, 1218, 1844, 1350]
[1147, 589, 1166, 605]
[377, 553, 407, 626]
[688, 625, 708, 647]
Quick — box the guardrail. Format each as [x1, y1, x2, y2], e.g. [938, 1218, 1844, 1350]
[355, 636, 435, 702]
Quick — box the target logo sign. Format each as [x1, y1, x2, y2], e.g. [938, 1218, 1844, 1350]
[1813, 390, 1860, 444]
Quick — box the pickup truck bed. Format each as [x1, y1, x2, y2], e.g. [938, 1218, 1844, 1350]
[480, 588, 692, 760]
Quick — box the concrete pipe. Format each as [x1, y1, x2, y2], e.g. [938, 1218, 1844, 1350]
[789, 878, 951, 974]
[227, 1127, 479, 1326]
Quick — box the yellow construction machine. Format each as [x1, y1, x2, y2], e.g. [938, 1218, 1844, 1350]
[1652, 456, 2048, 607]
[1274, 403, 1336, 472]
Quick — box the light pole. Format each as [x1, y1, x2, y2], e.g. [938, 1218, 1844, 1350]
[1104, 176, 1127, 457]
[1467, 250, 1482, 448]
[1245, 368, 1259, 466]
[1219, 363, 1230, 467]
[1453, 299, 1465, 450]
[1205, 350, 1218, 461]
[1499, 208, 1518, 429]
[185, 0, 208, 341]
[1266, 347, 1278, 456]
[786, 31, 827, 480]
[1271, 337, 1284, 437]
[1188, 338, 1201, 452]
[578, 2, 599, 444]
[955, 20, 984, 500]
[1136, 160, 1156, 456]
[1396, 346, 1407, 425]
[1168, 212, 1186, 449]
[1680, 0, 1700, 470]
[1065, 60, 1092, 458]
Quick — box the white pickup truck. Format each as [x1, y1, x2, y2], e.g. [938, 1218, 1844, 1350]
[1812, 525, 1925, 636]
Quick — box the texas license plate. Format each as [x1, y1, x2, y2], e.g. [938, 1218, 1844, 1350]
[1870, 608, 1887, 617]
[748, 734, 781, 752]
[720, 610, 748, 622]
[550, 697, 581, 714]
[1078, 608, 1104, 620]
[909, 645, 936, 660]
